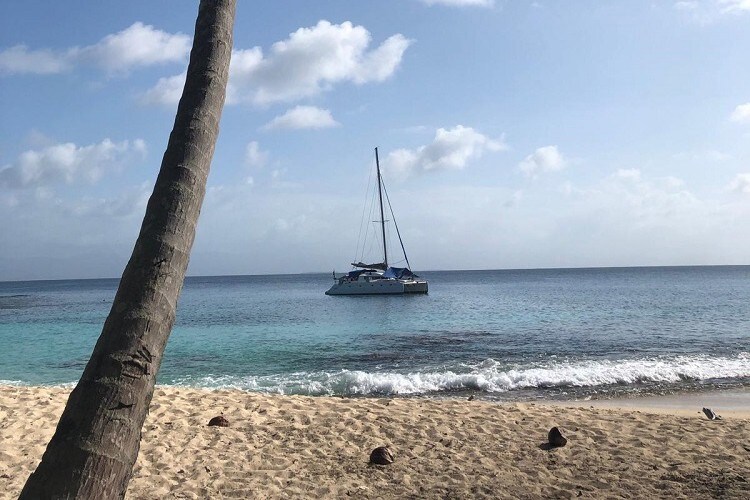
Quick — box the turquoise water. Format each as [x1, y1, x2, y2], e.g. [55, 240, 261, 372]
[1, 266, 749, 400]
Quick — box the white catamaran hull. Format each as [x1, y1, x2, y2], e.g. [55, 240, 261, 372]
[325, 279, 428, 295]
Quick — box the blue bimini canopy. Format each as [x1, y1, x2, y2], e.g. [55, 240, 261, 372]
[383, 267, 417, 279]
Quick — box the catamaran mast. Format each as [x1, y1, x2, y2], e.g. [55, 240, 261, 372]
[375, 147, 388, 268]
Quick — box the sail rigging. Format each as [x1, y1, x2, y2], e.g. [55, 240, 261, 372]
[375, 147, 389, 268]
[381, 179, 411, 270]
[351, 147, 411, 270]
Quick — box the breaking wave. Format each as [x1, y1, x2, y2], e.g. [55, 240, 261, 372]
[170, 352, 750, 396]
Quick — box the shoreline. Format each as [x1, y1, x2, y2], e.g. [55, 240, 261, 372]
[2, 385, 749, 498]
[2, 381, 749, 414]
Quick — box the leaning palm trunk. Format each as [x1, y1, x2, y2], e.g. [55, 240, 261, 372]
[20, 1, 236, 498]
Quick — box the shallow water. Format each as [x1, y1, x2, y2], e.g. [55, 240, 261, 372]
[1, 266, 749, 400]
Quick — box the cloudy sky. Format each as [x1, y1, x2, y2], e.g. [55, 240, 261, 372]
[1, 0, 750, 280]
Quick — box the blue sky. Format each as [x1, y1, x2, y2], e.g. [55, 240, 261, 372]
[1, 0, 750, 280]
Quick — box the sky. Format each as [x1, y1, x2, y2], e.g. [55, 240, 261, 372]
[1, 0, 750, 281]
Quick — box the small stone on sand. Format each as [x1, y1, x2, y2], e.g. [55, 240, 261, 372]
[208, 415, 230, 427]
[548, 426, 567, 447]
[369, 446, 394, 465]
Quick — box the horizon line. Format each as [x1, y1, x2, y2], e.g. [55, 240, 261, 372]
[2, 263, 749, 284]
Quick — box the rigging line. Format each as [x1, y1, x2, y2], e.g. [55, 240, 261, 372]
[357, 169, 378, 265]
[386, 223, 406, 266]
[375, 147, 388, 268]
[366, 222, 378, 261]
[381, 178, 411, 270]
[353, 155, 375, 265]
[362, 175, 378, 263]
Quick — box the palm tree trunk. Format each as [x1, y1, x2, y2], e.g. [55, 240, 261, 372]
[19, 1, 236, 498]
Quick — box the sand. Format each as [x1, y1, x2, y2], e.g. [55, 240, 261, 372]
[1, 386, 748, 499]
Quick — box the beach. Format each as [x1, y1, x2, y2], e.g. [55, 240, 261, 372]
[1, 385, 748, 499]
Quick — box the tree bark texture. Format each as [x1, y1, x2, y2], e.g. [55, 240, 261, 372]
[20, 1, 236, 498]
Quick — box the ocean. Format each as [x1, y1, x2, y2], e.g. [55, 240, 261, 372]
[1, 266, 749, 401]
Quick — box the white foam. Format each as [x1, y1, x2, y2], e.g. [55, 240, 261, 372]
[0, 380, 76, 388]
[170, 352, 750, 396]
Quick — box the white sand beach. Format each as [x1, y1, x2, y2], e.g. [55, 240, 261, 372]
[1, 385, 748, 499]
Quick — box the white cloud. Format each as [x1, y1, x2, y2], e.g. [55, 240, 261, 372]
[730, 102, 750, 124]
[0, 139, 146, 189]
[420, 0, 495, 7]
[1, 22, 189, 77]
[519, 145, 567, 177]
[140, 71, 186, 106]
[525, 168, 750, 269]
[385, 125, 507, 179]
[674, 0, 750, 22]
[75, 22, 190, 73]
[144, 20, 412, 106]
[65, 182, 151, 218]
[245, 141, 268, 167]
[0, 45, 71, 75]
[603, 169, 697, 211]
[240, 20, 411, 105]
[0, 180, 154, 279]
[720, 0, 750, 12]
[728, 173, 750, 194]
[225, 47, 263, 104]
[262, 106, 339, 130]
[350, 32, 414, 83]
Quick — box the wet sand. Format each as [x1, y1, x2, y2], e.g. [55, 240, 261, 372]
[558, 388, 750, 418]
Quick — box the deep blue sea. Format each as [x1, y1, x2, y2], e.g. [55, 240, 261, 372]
[1, 267, 749, 401]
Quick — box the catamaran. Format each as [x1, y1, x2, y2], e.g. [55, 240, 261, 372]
[326, 148, 428, 296]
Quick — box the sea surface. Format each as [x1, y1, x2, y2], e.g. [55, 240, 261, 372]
[1, 266, 749, 401]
